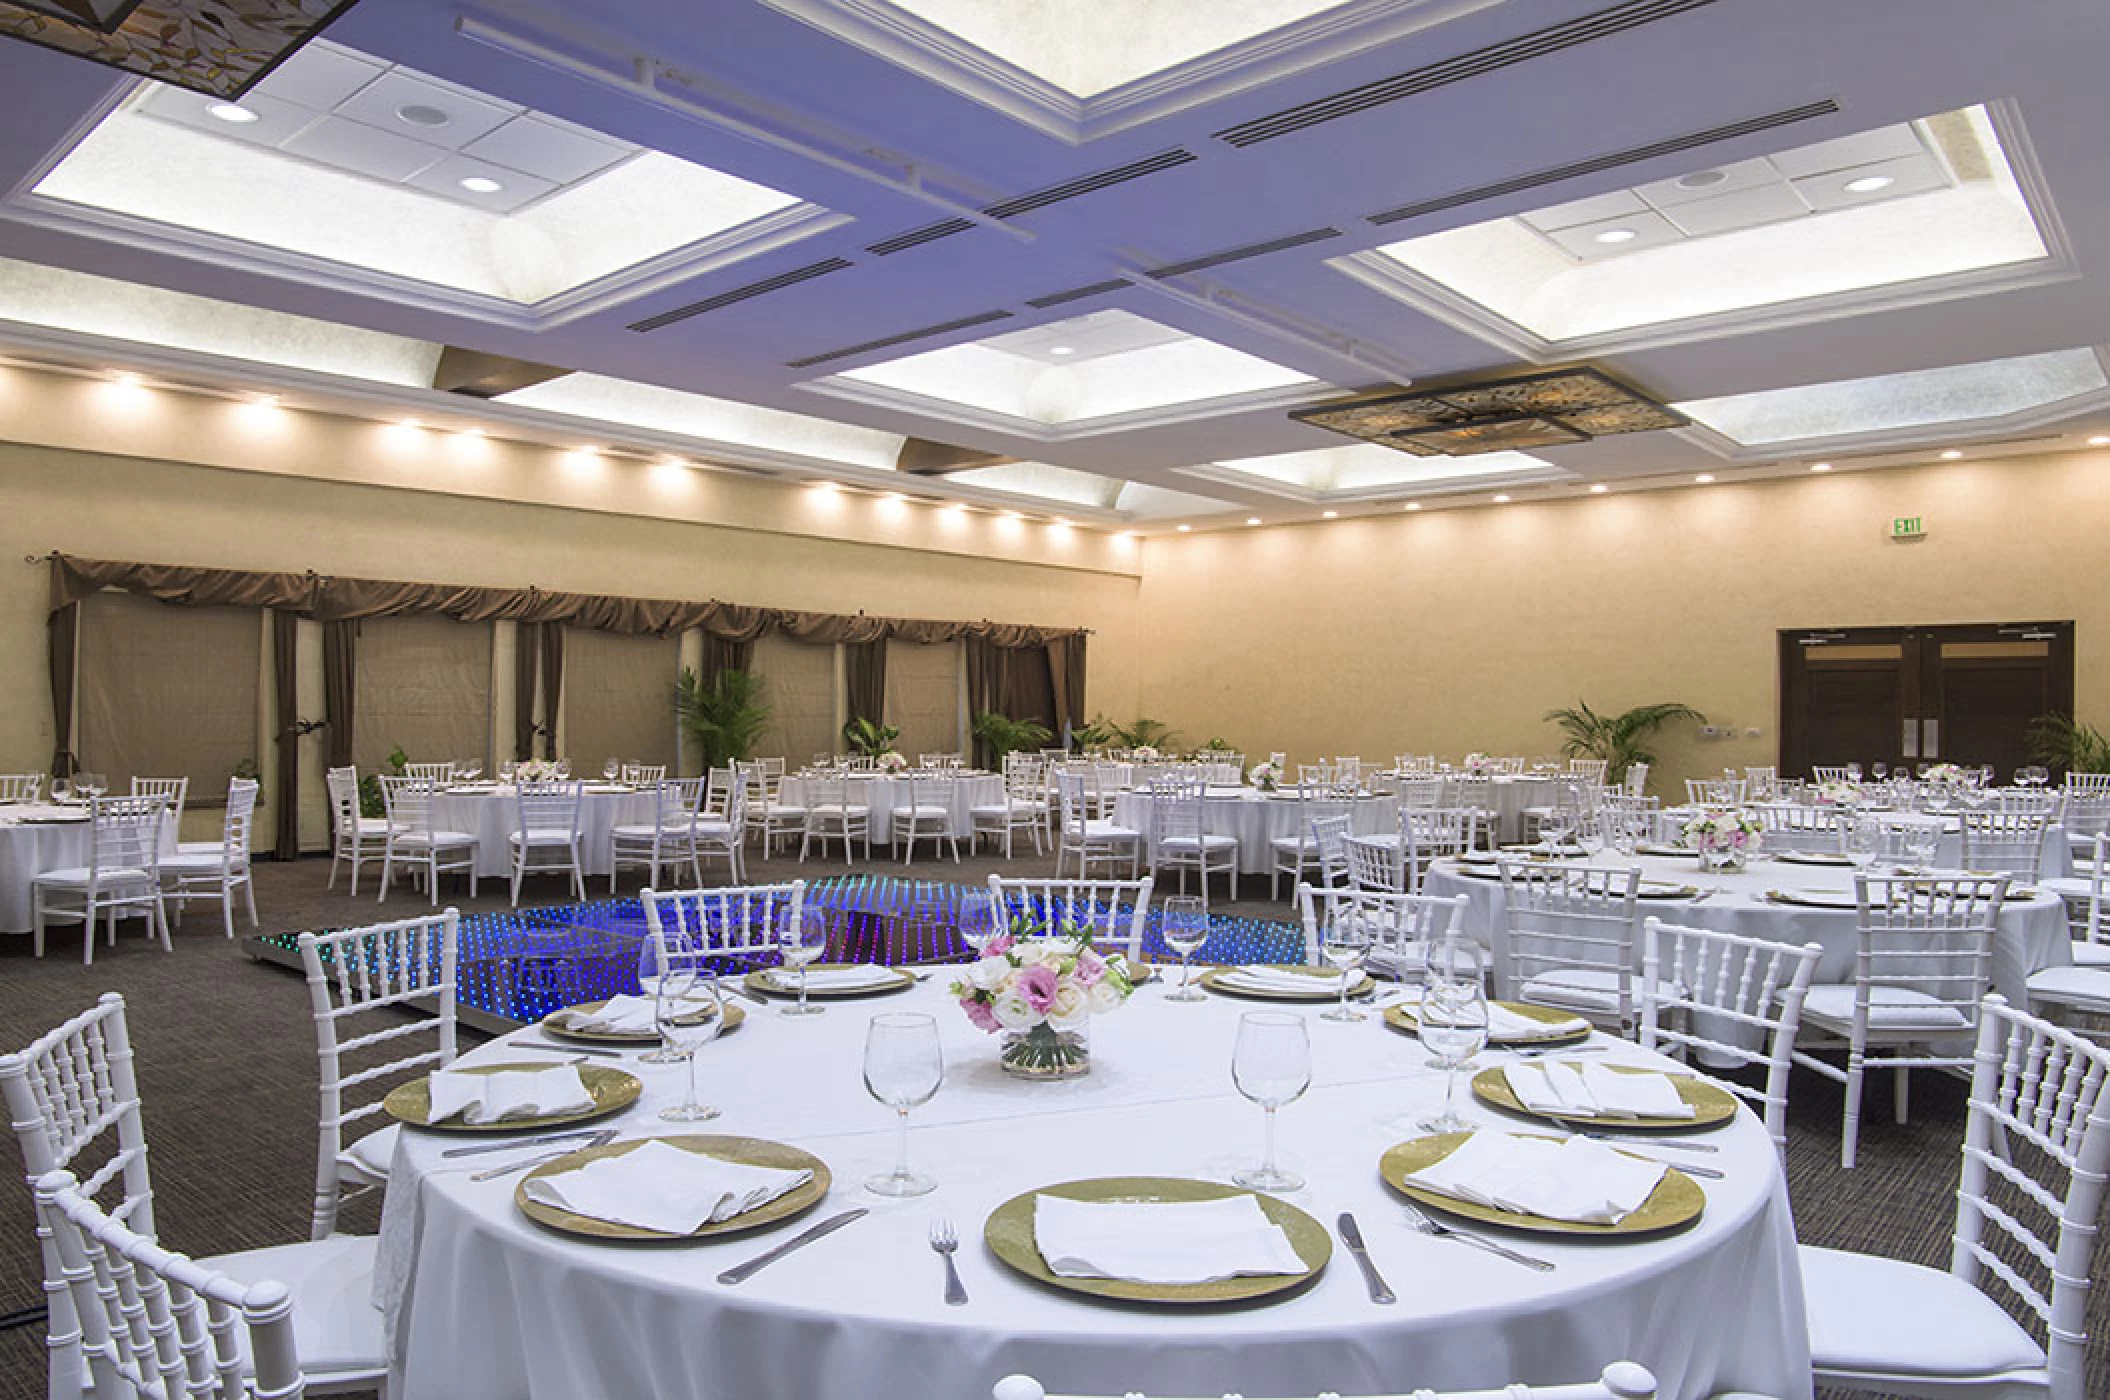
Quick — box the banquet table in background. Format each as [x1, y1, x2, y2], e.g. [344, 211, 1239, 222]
[377, 978, 1811, 1400]
[776, 773, 1005, 844]
[1110, 787, 1395, 875]
[430, 784, 658, 879]
[0, 804, 180, 933]
[1663, 807, 2074, 880]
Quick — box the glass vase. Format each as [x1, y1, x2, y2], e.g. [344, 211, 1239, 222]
[1000, 1020, 1092, 1080]
[1699, 842, 1747, 874]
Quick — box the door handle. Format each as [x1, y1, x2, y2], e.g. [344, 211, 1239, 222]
[1902, 720, 1918, 759]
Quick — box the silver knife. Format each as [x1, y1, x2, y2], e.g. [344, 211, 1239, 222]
[440, 1127, 608, 1159]
[716, 1208, 869, 1285]
[523, 1038, 625, 1059]
[1335, 1212, 1395, 1304]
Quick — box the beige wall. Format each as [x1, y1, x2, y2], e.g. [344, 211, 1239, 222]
[1134, 451, 2110, 795]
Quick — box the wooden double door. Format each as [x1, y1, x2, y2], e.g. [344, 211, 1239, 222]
[1779, 622, 2074, 781]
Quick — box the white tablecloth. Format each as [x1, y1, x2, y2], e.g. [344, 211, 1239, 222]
[1111, 789, 1395, 875]
[1425, 854, 2072, 1011]
[429, 786, 658, 879]
[777, 775, 1005, 843]
[1666, 808, 2073, 879]
[379, 980, 1810, 1400]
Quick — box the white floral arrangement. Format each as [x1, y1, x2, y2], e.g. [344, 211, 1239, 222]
[1921, 762, 1966, 785]
[874, 750, 909, 773]
[1461, 752, 1496, 775]
[513, 759, 564, 783]
[1684, 808, 1762, 852]
[1248, 760, 1283, 792]
[1131, 745, 1160, 760]
[1812, 778, 1863, 805]
[951, 925, 1135, 1035]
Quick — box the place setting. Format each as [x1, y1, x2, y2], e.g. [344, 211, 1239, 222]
[1198, 964, 1376, 1002]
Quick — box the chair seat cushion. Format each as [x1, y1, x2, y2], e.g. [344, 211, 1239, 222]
[395, 831, 476, 848]
[509, 828, 577, 846]
[894, 805, 951, 819]
[1800, 983, 1972, 1030]
[759, 805, 808, 819]
[35, 866, 151, 887]
[1080, 821, 1139, 841]
[610, 823, 688, 839]
[352, 817, 398, 835]
[2068, 939, 2110, 968]
[692, 819, 737, 837]
[1158, 834, 1237, 852]
[972, 802, 1043, 819]
[206, 1233, 387, 1379]
[810, 804, 870, 817]
[176, 839, 227, 856]
[2026, 964, 2110, 1010]
[1519, 968, 1680, 1014]
[338, 1122, 399, 1184]
[157, 852, 232, 874]
[1800, 1244, 2045, 1382]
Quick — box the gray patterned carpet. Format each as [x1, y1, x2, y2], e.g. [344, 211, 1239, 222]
[0, 850, 2101, 1399]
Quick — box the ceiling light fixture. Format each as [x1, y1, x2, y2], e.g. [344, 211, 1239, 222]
[810, 480, 839, 493]
[1588, 483, 1609, 494]
[1291, 367, 1684, 458]
[1939, 449, 1964, 460]
[1694, 473, 1715, 484]
[1810, 461, 1832, 472]
[396, 103, 451, 128]
[206, 103, 259, 125]
[1594, 228, 1639, 245]
[1405, 502, 1421, 511]
[397, 418, 422, 430]
[109, 371, 142, 388]
[1843, 175, 1895, 194]
[1675, 170, 1729, 190]
[1176, 524, 1192, 532]
[250, 393, 279, 409]
[1245, 517, 1262, 527]
[459, 175, 504, 194]
[1048, 345, 1075, 356]
[1491, 494, 1511, 504]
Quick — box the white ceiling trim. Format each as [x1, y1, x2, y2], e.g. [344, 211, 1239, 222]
[796, 375, 1338, 442]
[1175, 456, 1574, 503]
[755, 0, 1507, 144]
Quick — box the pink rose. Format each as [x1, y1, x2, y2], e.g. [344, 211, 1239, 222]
[1073, 949, 1106, 986]
[960, 996, 1000, 1033]
[1016, 964, 1059, 1013]
[985, 932, 1016, 958]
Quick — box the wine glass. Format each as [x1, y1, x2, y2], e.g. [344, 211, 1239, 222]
[603, 758, 620, 782]
[49, 777, 71, 805]
[778, 902, 829, 1017]
[1846, 763, 1862, 782]
[1847, 814, 1883, 871]
[498, 760, 515, 783]
[864, 1013, 942, 1197]
[636, 934, 688, 1065]
[1872, 762, 1888, 782]
[1318, 908, 1370, 1022]
[1418, 941, 1489, 1133]
[1231, 1011, 1310, 1192]
[1576, 808, 1608, 860]
[1906, 822, 1941, 871]
[77, 773, 104, 800]
[556, 759, 572, 778]
[1160, 895, 1208, 1002]
[655, 970, 726, 1122]
[957, 891, 1000, 958]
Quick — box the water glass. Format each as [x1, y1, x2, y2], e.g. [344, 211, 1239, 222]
[1318, 911, 1370, 1022]
[957, 892, 1000, 958]
[864, 1013, 943, 1197]
[1161, 895, 1209, 1002]
[603, 758, 620, 781]
[636, 934, 688, 1065]
[1231, 1011, 1310, 1192]
[655, 971, 726, 1122]
[1847, 814, 1883, 870]
[778, 902, 830, 1017]
[1418, 945, 1489, 1133]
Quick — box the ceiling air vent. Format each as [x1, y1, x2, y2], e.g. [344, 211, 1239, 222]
[785, 309, 1015, 370]
[865, 150, 1199, 256]
[1024, 279, 1131, 310]
[865, 219, 976, 257]
[1145, 228, 1343, 280]
[1366, 100, 1841, 226]
[1214, 0, 1724, 148]
[626, 258, 855, 332]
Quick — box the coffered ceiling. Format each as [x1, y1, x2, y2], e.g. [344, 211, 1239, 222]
[0, 0, 2106, 530]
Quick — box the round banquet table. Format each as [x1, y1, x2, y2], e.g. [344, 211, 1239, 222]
[1660, 807, 2073, 880]
[429, 785, 658, 879]
[1424, 853, 2073, 1014]
[776, 773, 1005, 843]
[1111, 787, 1396, 875]
[0, 803, 181, 934]
[375, 977, 1811, 1400]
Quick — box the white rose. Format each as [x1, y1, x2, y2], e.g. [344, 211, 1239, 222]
[992, 991, 1041, 1032]
[1046, 981, 1091, 1031]
[966, 955, 1012, 992]
[1017, 941, 1063, 970]
[1086, 978, 1123, 1015]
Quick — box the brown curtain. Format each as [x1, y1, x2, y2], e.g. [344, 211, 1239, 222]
[1046, 633, 1086, 744]
[272, 610, 299, 860]
[48, 602, 77, 778]
[844, 640, 885, 730]
[963, 636, 1008, 767]
[513, 623, 541, 762]
[698, 633, 753, 682]
[1004, 646, 1058, 734]
[538, 622, 564, 759]
[322, 620, 356, 769]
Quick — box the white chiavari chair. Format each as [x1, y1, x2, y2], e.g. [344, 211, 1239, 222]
[1754, 802, 1845, 855]
[128, 777, 188, 845]
[610, 780, 701, 892]
[621, 762, 667, 785]
[991, 1362, 1658, 1400]
[1266, 789, 1347, 899]
[1991, 788, 2060, 819]
[1295, 762, 1332, 791]
[892, 771, 960, 865]
[0, 771, 43, 802]
[1440, 772, 1499, 848]
[1639, 918, 1821, 1157]
[741, 761, 807, 858]
[1344, 832, 1406, 893]
[32, 795, 170, 964]
[1743, 765, 1780, 800]
[1523, 777, 1601, 843]
[1394, 775, 1444, 811]
[2059, 787, 2108, 874]
[1495, 861, 1649, 1031]
[1565, 757, 1610, 781]
[1685, 777, 1746, 806]
[693, 771, 749, 883]
[1601, 791, 1661, 850]
[506, 778, 585, 907]
[799, 774, 872, 865]
[1800, 995, 2109, 1400]
[1402, 806, 1476, 891]
[2024, 833, 2110, 1016]
[1812, 766, 1855, 784]
[1305, 813, 1353, 890]
[158, 777, 259, 940]
[1055, 771, 1141, 879]
[376, 777, 478, 907]
[296, 910, 457, 1239]
[1622, 760, 1650, 797]
[403, 762, 455, 782]
[987, 875, 1152, 961]
[1297, 882, 1466, 978]
[325, 766, 393, 896]
[642, 882, 803, 973]
[973, 759, 1048, 858]
[1146, 779, 1237, 907]
[1792, 873, 2006, 1167]
[1959, 810, 2048, 881]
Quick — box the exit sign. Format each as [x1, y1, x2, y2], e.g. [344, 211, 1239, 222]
[1891, 515, 1927, 540]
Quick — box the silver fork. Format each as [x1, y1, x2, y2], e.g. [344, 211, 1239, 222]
[1398, 1201, 1554, 1272]
[928, 1217, 968, 1305]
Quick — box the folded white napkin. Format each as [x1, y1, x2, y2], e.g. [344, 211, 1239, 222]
[1399, 994, 1586, 1044]
[1224, 965, 1345, 993]
[522, 1140, 812, 1234]
[1503, 1062, 1695, 1120]
[426, 1066, 594, 1125]
[1033, 1193, 1307, 1284]
[764, 964, 897, 991]
[1403, 1132, 1667, 1225]
[552, 995, 662, 1034]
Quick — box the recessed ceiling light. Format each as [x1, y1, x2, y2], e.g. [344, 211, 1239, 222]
[1694, 473, 1715, 484]
[1051, 517, 1071, 527]
[1675, 169, 1730, 190]
[397, 417, 421, 430]
[1321, 510, 1339, 519]
[1245, 517, 1262, 527]
[2088, 435, 2110, 447]
[1809, 461, 1832, 472]
[396, 103, 451, 128]
[1000, 509, 1022, 519]
[810, 480, 838, 493]
[660, 455, 686, 468]
[1939, 449, 1963, 460]
[1843, 175, 1895, 195]
[1588, 483, 1609, 494]
[1405, 502, 1422, 511]
[250, 393, 279, 408]
[1048, 345, 1075, 356]
[1594, 229, 1639, 245]
[1120, 530, 1138, 540]
[1491, 494, 1511, 504]
[1176, 524, 1192, 532]
[206, 103, 259, 125]
[458, 175, 504, 194]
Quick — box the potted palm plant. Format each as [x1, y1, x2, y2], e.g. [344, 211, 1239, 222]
[972, 711, 1053, 767]
[2026, 714, 2110, 774]
[1543, 700, 1705, 787]
[842, 716, 902, 759]
[675, 668, 772, 770]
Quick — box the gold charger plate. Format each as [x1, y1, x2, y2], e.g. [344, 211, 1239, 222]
[1470, 1063, 1736, 1133]
[983, 1176, 1330, 1305]
[743, 962, 916, 999]
[1635, 881, 1701, 900]
[1200, 966, 1376, 1002]
[1379, 1133, 1704, 1238]
[515, 1135, 830, 1241]
[1384, 999, 1590, 1047]
[1635, 843, 1695, 858]
[384, 1062, 642, 1133]
[1764, 887, 1858, 909]
[540, 998, 746, 1044]
[1776, 851, 1853, 867]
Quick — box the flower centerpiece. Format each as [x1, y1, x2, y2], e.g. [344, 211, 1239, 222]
[951, 917, 1135, 1079]
[1812, 778, 1863, 807]
[1461, 752, 1496, 776]
[874, 750, 909, 774]
[1684, 808, 1762, 872]
[1130, 745, 1160, 761]
[513, 758, 564, 783]
[1921, 761, 1966, 786]
[1248, 760, 1283, 793]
